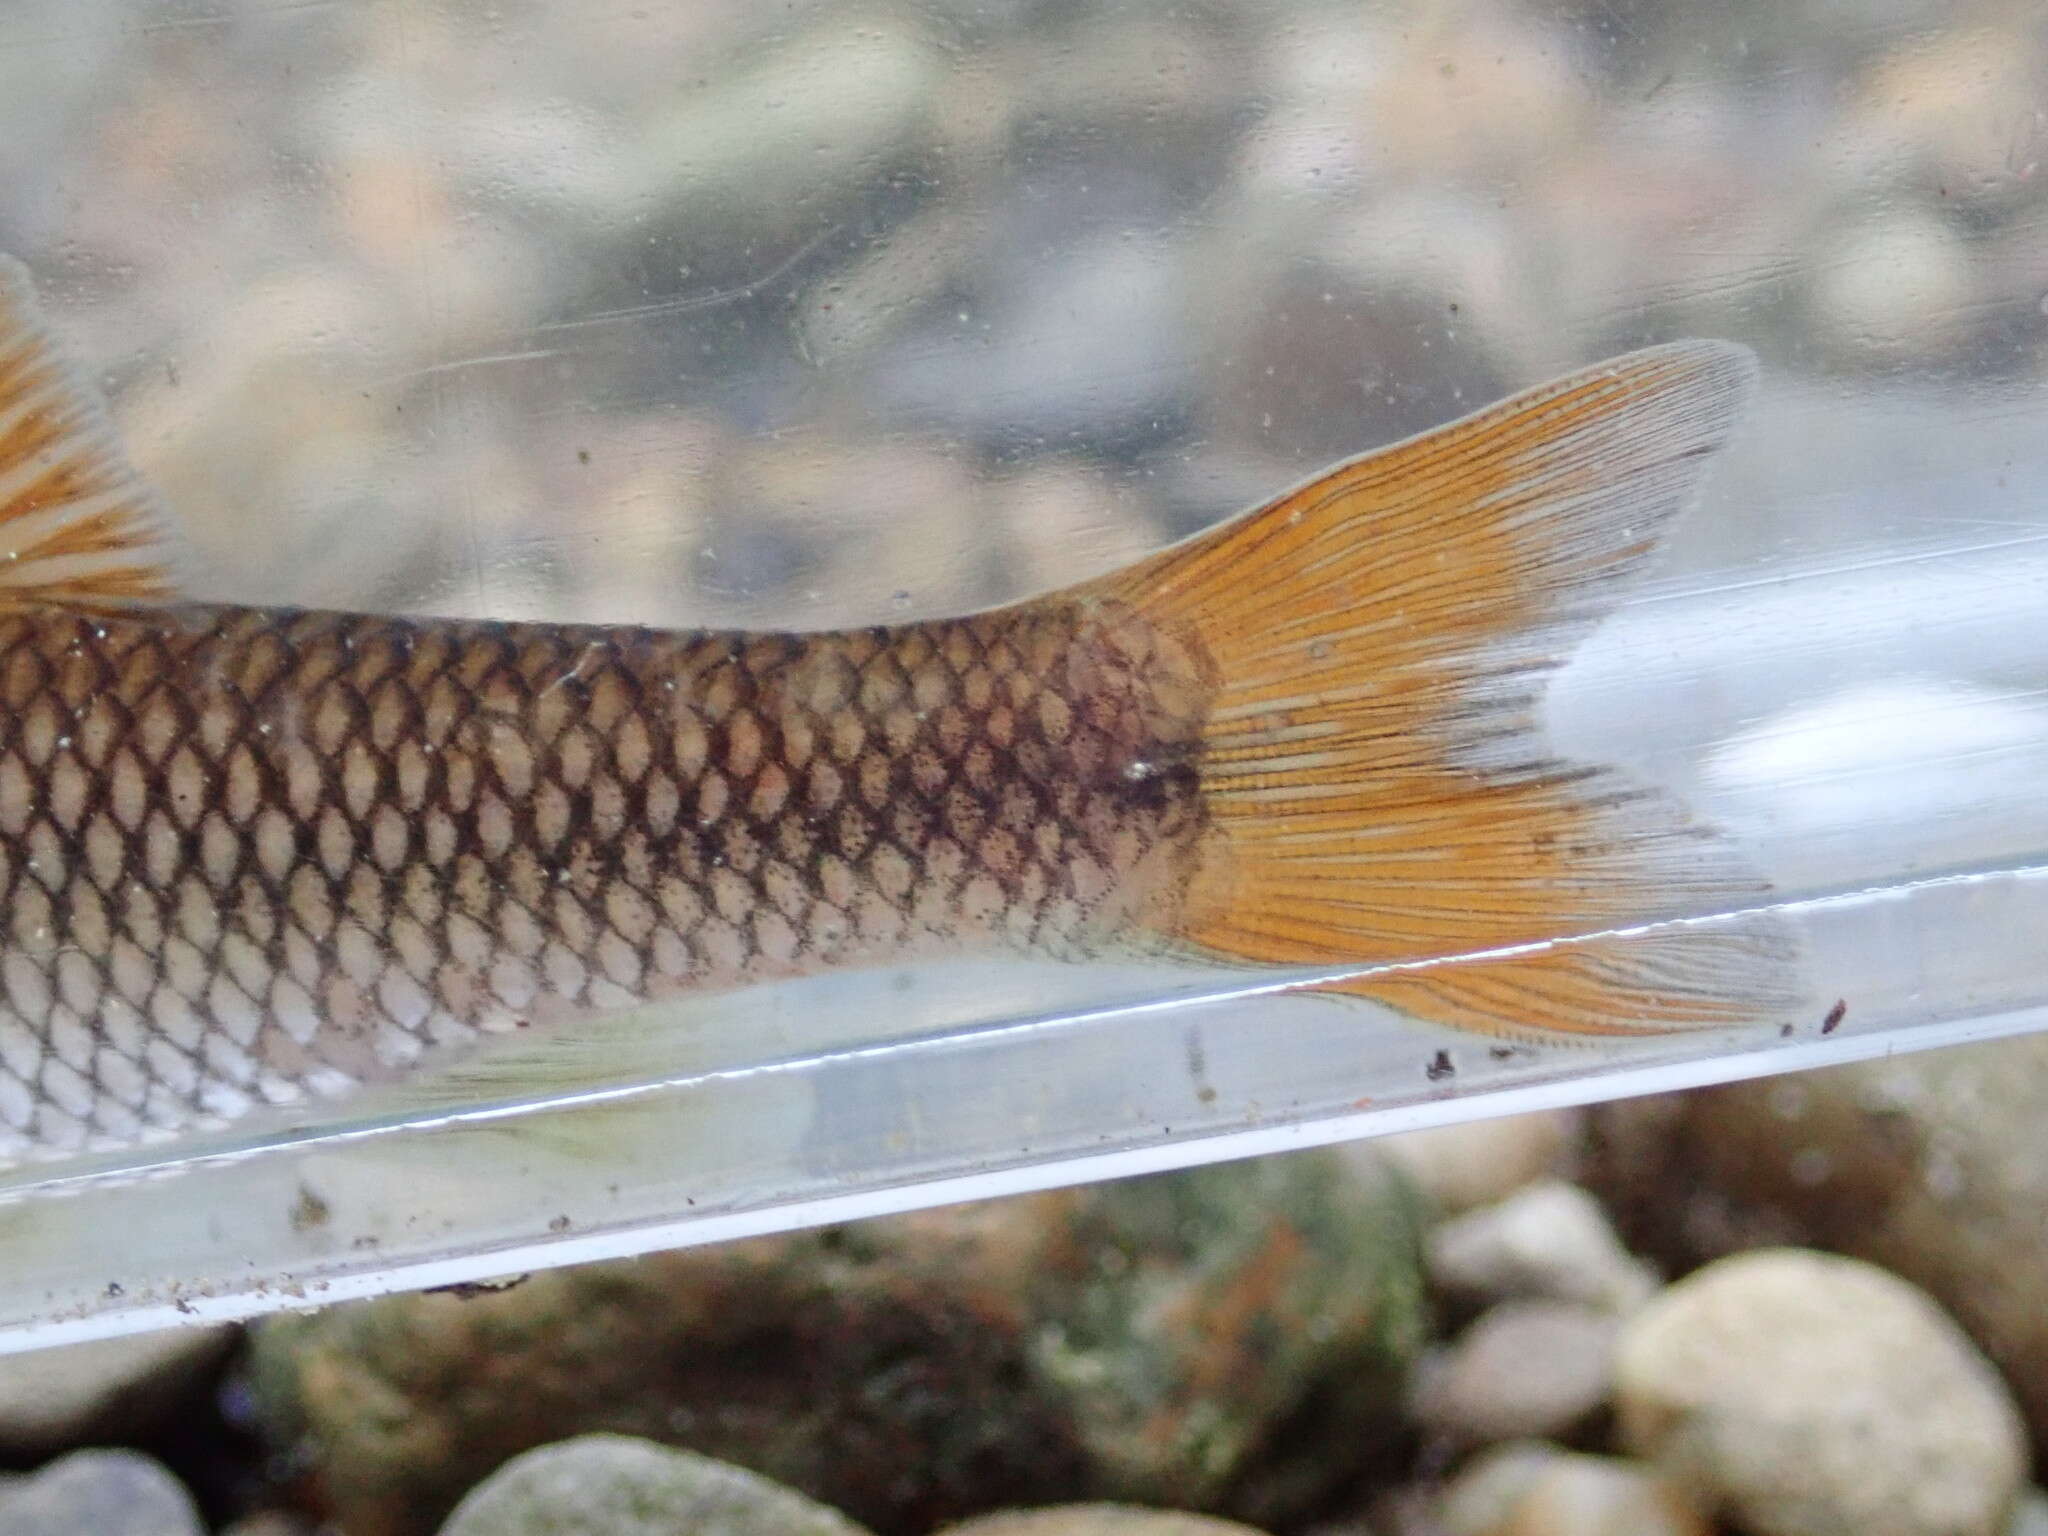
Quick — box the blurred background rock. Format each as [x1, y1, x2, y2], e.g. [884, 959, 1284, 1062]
[3, 0, 2043, 633]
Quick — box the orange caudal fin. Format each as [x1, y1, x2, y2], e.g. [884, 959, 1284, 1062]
[0, 256, 187, 607]
[1104, 342, 1803, 1038]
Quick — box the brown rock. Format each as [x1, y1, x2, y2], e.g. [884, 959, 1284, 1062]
[251, 1152, 1429, 1536]
[0, 1326, 235, 1456]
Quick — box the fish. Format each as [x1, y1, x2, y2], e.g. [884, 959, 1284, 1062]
[0, 254, 1796, 1165]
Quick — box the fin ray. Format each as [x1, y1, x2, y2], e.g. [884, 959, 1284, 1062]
[1103, 341, 1804, 1038]
[0, 257, 186, 608]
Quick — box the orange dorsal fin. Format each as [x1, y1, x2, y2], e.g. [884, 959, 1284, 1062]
[1098, 342, 1803, 1039]
[0, 257, 186, 608]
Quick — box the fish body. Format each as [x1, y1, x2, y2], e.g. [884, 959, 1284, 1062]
[0, 257, 1796, 1162]
[0, 599, 1207, 1151]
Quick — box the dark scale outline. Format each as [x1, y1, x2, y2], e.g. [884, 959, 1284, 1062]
[0, 596, 1213, 1156]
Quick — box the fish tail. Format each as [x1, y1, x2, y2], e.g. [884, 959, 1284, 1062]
[1099, 342, 1803, 1038]
[0, 255, 188, 606]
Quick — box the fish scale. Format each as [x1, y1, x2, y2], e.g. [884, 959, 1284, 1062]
[0, 252, 1803, 1168]
[0, 600, 1208, 1157]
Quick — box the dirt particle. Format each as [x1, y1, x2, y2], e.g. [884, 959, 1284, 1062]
[291, 1184, 332, 1231]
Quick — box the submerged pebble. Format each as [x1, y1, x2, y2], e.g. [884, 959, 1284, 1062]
[1809, 210, 1976, 362]
[0, 1448, 203, 1536]
[437, 1434, 877, 1536]
[1435, 1441, 1569, 1536]
[1409, 1299, 1618, 1445]
[2007, 1489, 2048, 1536]
[1614, 1248, 2027, 1536]
[219, 1517, 316, 1536]
[1500, 1453, 1710, 1536]
[1435, 1443, 1706, 1536]
[1426, 1180, 1657, 1314]
[940, 1506, 1274, 1536]
[1589, 1035, 2048, 1463]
